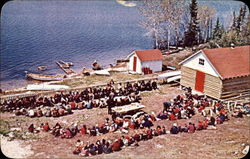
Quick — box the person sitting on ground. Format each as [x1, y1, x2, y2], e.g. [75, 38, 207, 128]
[197, 121, 203, 130]
[208, 116, 216, 126]
[14, 108, 22, 116]
[203, 118, 208, 129]
[58, 108, 65, 116]
[43, 122, 50, 132]
[88, 143, 97, 156]
[180, 124, 188, 133]
[51, 123, 62, 137]
[28, 108, 35, 117]
[73, 140, 84, 155]
[169, 112, 177, 120]
[96, 140, 103, 154]
[170, 123, 179, 134]
[64, 128, 73, 139]
[90, 126, 97, 136]
[112, 139, 122, 152]
[146, 127, 153, 139]
[142, 117, 153, 128]
[37, 108, 43, 117]
[51, 108, 59, 117]
[232, 109, 244, 118]
[28, 124, 35, 133]
[157, 110, 168, 120]
[80, 125, 87, 135]
[103, 141, 112, 154]
[188, 122, 195, 133]
[156, 126, 162, 135]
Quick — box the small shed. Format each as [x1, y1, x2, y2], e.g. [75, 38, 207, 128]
[179, 46, 250, 99]
[127, 49, 164, 74]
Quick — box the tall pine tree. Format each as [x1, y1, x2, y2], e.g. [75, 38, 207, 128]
[212, 17, 224, 40]
[236, 5, 247, 33]
[184, 0, 200, 47]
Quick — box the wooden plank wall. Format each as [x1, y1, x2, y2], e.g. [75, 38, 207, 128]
[221, 75, 250, 98]
[180, 66, 196, 89]
[181, 66, 222, 99]
[204, 73, 222, 99]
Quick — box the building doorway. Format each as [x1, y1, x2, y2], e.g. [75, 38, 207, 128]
[133, 56, 137, 72]
[195, 70, 205, 92]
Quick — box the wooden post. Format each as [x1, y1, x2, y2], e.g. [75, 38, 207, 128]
[210, 108, 213, 116]
[227, 101, 231, 112]
[234, 101, 237, 110]
[212, 100, 215, 107]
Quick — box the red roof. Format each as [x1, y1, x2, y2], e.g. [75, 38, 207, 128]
[134, 49, 164, 62]
[202, 46, 250, 79]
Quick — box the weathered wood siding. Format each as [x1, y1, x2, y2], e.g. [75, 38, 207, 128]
[203, 73, 222, 99]
[181, 66, 222, 99]
[180, 66, 196, 89]
[221, 75, 250, 96]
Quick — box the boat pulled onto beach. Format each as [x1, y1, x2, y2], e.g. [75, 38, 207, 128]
[25, 71, 64, 81]
[37, 66, 47, 71]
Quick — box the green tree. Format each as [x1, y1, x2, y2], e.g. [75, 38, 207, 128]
[184, 0, 200, 47]
[236, 5, 247, 33]
[212, 18, 224, 40]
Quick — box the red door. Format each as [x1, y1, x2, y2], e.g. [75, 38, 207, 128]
[195, 71, 205, 92]
[133, 56, 137, 72]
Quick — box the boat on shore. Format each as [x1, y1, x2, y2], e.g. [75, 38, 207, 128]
[93, 69, 110, 76]
[92, 61, 103, 70]
[37, 66, 47, 71]
[25, 71, 64, 81]
[65, 61, 74, 66]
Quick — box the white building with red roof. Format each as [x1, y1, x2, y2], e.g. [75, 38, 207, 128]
[127, 49, 164, 74]
[179, 45, 250, 99]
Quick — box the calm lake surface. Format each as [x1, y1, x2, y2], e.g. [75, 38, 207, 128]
[0, 0, 245, 90]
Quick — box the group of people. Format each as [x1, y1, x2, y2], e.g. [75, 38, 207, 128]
[0, 79, 158, 117]
[156, 92, 211, 121]
[72, 125, 168, 157]
[24, 87, 249, 157]
[72, 110, 232, 158]
[27, 112, 156, 139]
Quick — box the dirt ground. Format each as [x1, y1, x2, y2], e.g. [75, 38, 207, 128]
[0, 85, 249, 159]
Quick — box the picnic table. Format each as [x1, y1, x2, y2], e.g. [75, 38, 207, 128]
[111, 103, 145, 114]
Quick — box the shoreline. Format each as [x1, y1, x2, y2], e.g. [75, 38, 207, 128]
[0, 135, 34, 158]
[0, 49, 194, 96]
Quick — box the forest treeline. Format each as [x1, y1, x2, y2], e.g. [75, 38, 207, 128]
[138, 0, 250, 49]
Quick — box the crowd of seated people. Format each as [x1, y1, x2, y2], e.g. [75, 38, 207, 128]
[156, 91, 212, 121]
[72, 125, 166, 157]
[72, 111, 231, 157]
[27, 113, 155, 139]
[1, 80, 158, 117]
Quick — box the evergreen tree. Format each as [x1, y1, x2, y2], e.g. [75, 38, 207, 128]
[184, 0, 200, 47]
[236, 5, 247, 33]
[231, 11, 237, 30]
[241, 14, 250, 45]
[212, 17, 224, 40]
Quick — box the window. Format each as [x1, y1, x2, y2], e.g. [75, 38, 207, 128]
[199, 58, 205, 65]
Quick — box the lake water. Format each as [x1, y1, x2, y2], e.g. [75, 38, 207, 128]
[0, 0, 246, 90]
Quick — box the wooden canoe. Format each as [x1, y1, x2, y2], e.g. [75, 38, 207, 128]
[25, 72, 63, 81]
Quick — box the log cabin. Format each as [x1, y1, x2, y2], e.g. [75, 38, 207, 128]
[179, 45, 250, 99]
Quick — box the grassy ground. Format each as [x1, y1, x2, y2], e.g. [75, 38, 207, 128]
[56, 72, 150, 88]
